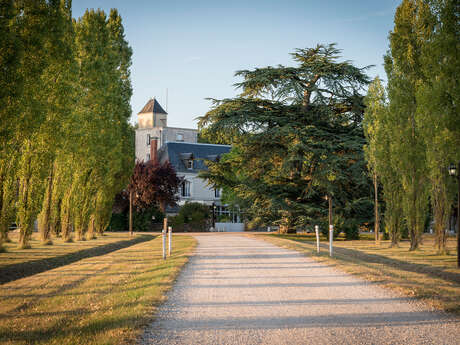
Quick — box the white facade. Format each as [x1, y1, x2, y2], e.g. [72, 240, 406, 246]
[134, 99, 240, 228]
[177, 172, 220, 206]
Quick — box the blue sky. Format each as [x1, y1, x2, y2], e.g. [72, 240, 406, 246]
[72, 0, 401, 129]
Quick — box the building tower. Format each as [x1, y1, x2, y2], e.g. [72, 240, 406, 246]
[137, 97, 168, 129]
[135, 98, 198, 162]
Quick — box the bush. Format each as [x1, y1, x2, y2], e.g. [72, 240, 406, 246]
[133, 206, 164, 231]
[172, 202, 210, 232]
[179, 202, 210, 222]
[342, 220, 360, 240]
[109, 213, 128, 231]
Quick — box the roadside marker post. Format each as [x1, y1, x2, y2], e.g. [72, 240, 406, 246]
[329, 225, 333, 257]
[168, 226, 172, 256]
[162, 230, 166, 260]
[315, 225, 320, 254]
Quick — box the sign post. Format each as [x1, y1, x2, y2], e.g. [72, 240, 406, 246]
[315, 225, 320, 254]
[162, 230, 166, 260]
[168, 226, 172, 256]
[329, 225, 333, 257]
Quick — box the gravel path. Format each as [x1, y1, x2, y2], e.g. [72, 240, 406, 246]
[140, 234, 459, 345]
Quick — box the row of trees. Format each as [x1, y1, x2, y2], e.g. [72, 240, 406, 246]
[0, 1, 134, 249]
[199, 43, 374, 234]
[364, 0, 459, 252]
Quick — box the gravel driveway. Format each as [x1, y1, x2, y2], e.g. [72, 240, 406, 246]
[140, 234, 459, 345]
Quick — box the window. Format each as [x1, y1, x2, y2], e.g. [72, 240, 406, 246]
[181, 180, 191, 197]
[186, 160, 193, 170]
[146, 134, 151, 146]
[176, 133, 184, 142]
[215, 188, 221, 198]
[146, 153, 150, 161]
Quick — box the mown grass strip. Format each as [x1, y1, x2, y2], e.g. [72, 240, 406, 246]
[0, 235, 154, 284]
[256, 234, 460, 315]
[1, 232, 142, 267]
[0, 235, 196, 345]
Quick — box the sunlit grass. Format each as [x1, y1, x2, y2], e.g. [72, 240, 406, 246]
[1, 232, 138, 267]
[257, 233, 460, 315]
[0, 235, 196, 345]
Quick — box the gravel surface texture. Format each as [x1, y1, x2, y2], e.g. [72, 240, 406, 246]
[140, 234, 459, 345]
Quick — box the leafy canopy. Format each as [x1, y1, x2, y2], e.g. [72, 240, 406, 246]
[199, 44, 373, 231]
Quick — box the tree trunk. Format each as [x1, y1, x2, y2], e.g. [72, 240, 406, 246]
[373, 173, 380, 244]
[409, 183, 419, 251]
[60, 189, 72, 242]
[279, 214, 296, 234]
[87, 214, 96, 240]
[129, 190, 133, 236]
[39, 166, 54, 244]
[18, 173, 32, 249]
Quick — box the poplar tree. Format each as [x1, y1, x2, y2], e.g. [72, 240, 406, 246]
[364, 77, 385, 244]
[15, 0, 51, 248]
[416, 0, 459, 253]
[364, 76, 404, 246]
[37, 0, 76, 244]
[385, 0, 432, 250]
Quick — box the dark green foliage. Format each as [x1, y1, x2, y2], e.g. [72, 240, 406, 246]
[108, 213, 127, 231]
[341, 220, 360, 240]
[171, 202, 210, 232]
[133, 207, 164, 232]
[199, 44, 373, 233]
[178, 202, 210, 224]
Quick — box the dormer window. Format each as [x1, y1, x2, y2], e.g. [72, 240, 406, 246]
[179, 153, 194, 170]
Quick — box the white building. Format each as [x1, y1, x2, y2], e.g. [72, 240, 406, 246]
[135, 98, 198, 162]
[134, 99, 242, 230]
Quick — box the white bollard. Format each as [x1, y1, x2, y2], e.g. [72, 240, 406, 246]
[168, 226, 172, 256]
[162, 229, 166, 260]
[315, 225, 320, 254]
[329, 225, 333, 257]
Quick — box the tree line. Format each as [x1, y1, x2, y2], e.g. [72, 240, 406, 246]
[198, 0, 458, 252]
[364, 0, 459, 253]
[0, 1, 134, 249]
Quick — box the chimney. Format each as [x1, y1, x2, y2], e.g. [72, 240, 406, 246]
[150, 137, 158, 164]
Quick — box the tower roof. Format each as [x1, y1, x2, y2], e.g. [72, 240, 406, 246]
[138, 98, 167, 115]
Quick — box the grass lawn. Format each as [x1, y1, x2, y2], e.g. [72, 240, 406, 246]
[1, 232, 141, 267]
[256, 233, 460, 315]
[0, 234, 196, 345]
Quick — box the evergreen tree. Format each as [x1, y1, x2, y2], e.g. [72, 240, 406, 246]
[200, 44, 373, 233]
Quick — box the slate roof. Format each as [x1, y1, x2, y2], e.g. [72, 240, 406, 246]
[158, 142, 231, 173]
[138, 98, 168, 114]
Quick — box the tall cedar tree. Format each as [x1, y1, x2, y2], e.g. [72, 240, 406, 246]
[199, 44, 373, 233]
